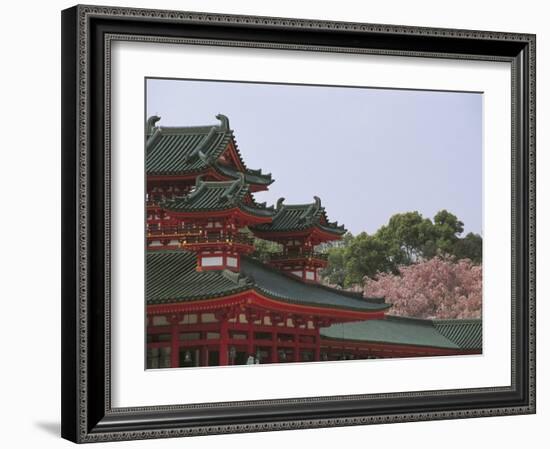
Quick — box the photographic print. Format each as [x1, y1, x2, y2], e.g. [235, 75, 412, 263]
[145, 78, 483, 369]
[62, 7, 535, 441]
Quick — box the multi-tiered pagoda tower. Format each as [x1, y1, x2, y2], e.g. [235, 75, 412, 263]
[250, 197, 345, 282]
[145, 114, 481, 369]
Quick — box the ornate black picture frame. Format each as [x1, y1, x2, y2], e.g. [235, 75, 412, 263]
[61, 4, 536, 443]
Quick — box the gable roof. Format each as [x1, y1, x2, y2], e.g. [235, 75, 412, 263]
[433, 319, 482, 349]
[146, 114, 273, 186]
[160, 175, 275, 219]
[320, 316, 482, 350]
[147, 250, 252, 302]
[240, 256, 388, 312]
[251, 197, 346, 236]
[146, 250, 389, 313]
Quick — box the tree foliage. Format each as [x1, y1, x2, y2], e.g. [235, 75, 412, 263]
[363, 256, 482, 319]
[250, 237, 283, 262]
[452, 232, 482, 264]
[320, 210, 482, 288]
[377, 211, 436, 265]
[241, 228, 283, 263]
[343, 233, 392, 285]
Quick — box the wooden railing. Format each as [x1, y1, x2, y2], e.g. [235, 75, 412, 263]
[268, 252, 328, 261]
[146, 227, 254, 246]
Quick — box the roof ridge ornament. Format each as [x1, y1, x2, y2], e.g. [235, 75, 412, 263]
[181, 175, 205, 202]
[276, 197, 285, 210]
[298, 196, 321, 222]
[216, 113, 230, 131]
[221, 172, 245, 201]
[145, 128, 162, 153]
[221, 269, 249, 285]
[146, 115, 161, 135]
[313, 196, 321, 211]
[186, 126, 217, 162]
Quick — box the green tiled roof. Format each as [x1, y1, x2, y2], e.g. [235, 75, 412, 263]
[147, 251, 252, 302]
[240, 257, 389, 312]
[160, 176, 275, 218]
[146, 114, 273, 186]
[147, 250, 389, 312]
[433, 319, 482, 350]
[251, 197, 346, 236]
[320, 316, 482, 350]
[216, 163, 273, 187]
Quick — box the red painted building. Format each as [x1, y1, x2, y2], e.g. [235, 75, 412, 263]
[145, 114, 481, 369]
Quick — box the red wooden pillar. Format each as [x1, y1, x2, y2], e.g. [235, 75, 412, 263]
[294, 330, 301, 362]
[200, 332, 208, 367]
[219, 315, 229, 366]
[271, 330, 278, 363]
[247, 315, 254, 356]
[314, 327, 321, 362]
[201, 347, 209, 367]
[169, 314, 180, 368]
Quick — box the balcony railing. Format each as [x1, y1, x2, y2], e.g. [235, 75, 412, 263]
[268, 252, 328, 262]
[147, 223, 229, 233]
[146, 227, 254, 247]
[180, 234, 254, 246]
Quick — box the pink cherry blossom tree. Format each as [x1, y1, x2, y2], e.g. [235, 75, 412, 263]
[363, 256, 482, 319]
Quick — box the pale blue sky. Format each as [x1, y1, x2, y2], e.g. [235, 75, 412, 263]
[146, 78, 482, 236]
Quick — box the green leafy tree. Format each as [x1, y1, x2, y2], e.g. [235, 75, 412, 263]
[432, 209, 464, 255]
[453, 232, 482, 264]
[318, 210, 481, 288]
[240, 228, 282, 262]
[319, 233, 353, 286]
[433, 209, 464, 236]
[250, 237, 282, 262]
[343, 233, 391, 286]
[375, 211, 435, 265]
[320, 246, 347, 287]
